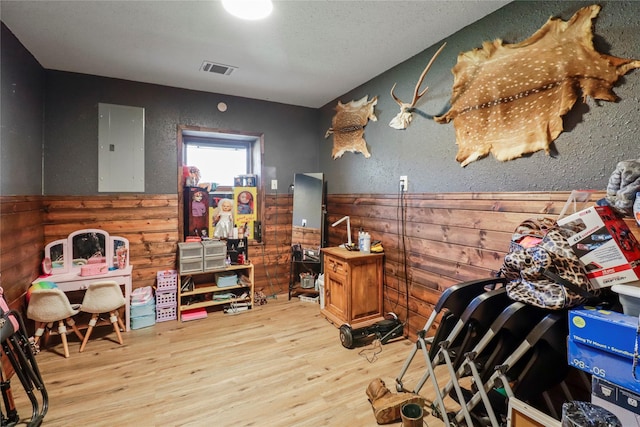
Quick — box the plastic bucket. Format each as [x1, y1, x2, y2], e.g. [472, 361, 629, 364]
[401, 402, 423, 427]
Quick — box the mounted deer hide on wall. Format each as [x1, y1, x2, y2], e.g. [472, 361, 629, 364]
[325, 95, 378, 159]
[435, 4, 640, 167]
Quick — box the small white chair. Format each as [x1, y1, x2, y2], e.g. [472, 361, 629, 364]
[26, 288, 84, 358]
[79, 281, 126, 352]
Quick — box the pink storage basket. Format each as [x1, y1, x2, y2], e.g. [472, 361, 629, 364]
[156, 270, 178, 292]
[156, 291, 177, 307]
[156, 305, 177, 322]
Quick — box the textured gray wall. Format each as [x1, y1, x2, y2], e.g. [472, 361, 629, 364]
[1, 23, 45, 196]
[2, 2, 639, 197]
[319, 1, 640, 194]
[43, 71, 320, 195]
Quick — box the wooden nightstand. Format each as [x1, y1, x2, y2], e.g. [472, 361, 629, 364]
[320, 247, 384, 328]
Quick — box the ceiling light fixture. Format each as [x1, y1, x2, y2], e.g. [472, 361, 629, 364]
[222, 0, 273, 21]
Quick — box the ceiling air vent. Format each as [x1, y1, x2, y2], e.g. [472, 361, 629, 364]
[200, 61, 237, 76]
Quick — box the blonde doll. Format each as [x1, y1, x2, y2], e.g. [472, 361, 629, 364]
[213, 198, 234, 238]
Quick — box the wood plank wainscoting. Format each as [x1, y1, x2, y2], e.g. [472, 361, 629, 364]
[327, 191, 639, 341]
[39, 194, 295, 298]
[0, 196, 44, 309]
[5, 190, 640, 341]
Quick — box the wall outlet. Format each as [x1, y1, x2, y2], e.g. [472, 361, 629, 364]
[271, 179, 278, 190]
[400, 175, 408, 192]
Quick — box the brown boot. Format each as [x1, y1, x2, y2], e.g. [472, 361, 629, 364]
[366, 378, 426, 424]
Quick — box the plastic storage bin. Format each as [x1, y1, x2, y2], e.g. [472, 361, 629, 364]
[202, 240, 226, 257]
[131, 314, 156, 330]
[155, 270, 177, 322]
[204, 254, 226, 271]
[156, 291, 177, 307]
[156, 270, 178, 292]
[178, 242, 204, 259]
[156, 305, 177, 322]
[131, 298, 156, 317]
[179, 258, 203, 274]
[217, 274, 238, 288]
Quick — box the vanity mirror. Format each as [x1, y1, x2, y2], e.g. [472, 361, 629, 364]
[43, 229, 130, 273]
[291, 173, 325, 251]
[69, 229, 108, 269]
[37, 229, 133, 330]
[45, 239, 68, 273]
[289, 173, 325, 299]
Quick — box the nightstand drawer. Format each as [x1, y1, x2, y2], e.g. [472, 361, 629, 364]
[326, 256, 348, 275]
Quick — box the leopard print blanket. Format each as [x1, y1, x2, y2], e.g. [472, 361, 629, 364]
[501, 218, 599, 310]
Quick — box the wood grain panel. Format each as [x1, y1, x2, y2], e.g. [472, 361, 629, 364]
[326, 191, 618, 340]
[4, 189, 638, 346]
[0, 196, 43, 306]
[37, 194, 294, 295]
[41, 195, 180, 290]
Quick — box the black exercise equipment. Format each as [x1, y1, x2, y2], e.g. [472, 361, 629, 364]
[0, 289, 48, 427]
[339, 313, 403, 349]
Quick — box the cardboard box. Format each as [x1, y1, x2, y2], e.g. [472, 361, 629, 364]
[557, 205, 640, 288]
[568, 307, 640, 394]
[568, 338, 640, 394]
[592, 377, 640, 427]
[569, 307, 636, 359]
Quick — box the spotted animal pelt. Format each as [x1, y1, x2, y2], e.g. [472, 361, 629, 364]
[325, 95, 378, 159]
[434, 4, 640, 167]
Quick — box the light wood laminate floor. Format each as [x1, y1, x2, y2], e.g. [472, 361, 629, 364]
[10, 297, 452, 426]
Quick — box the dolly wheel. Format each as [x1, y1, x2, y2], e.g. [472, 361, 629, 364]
[339, 324, 354, 349]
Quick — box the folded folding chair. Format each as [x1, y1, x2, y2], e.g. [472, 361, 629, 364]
[1, 288, 48, 427]
[420, 287, 513, 426]
[395, 277, 506, 394]
[443, 301, 548, 426]
[456, 311, 568, 426]
[397, 281, 512, 427]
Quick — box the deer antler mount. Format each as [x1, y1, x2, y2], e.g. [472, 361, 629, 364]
[389, 42, 446, 130]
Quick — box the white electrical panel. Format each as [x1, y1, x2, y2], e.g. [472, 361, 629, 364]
[98, 103, 145, 192]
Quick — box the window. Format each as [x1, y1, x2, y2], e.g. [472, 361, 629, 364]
[184, 139, 250, 187]
[177, 126, 264, 242]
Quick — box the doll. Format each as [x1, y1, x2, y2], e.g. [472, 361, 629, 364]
[237, 190, 254, 215]
[213, 198, 234, 239]
[191, 191, 208, 236]
[184, 166, 201, 187]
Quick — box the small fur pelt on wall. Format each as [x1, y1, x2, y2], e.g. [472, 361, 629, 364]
[325, 95, 378, 159]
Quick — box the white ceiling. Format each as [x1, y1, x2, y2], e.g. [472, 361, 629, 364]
[1, 0, 510, 108]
